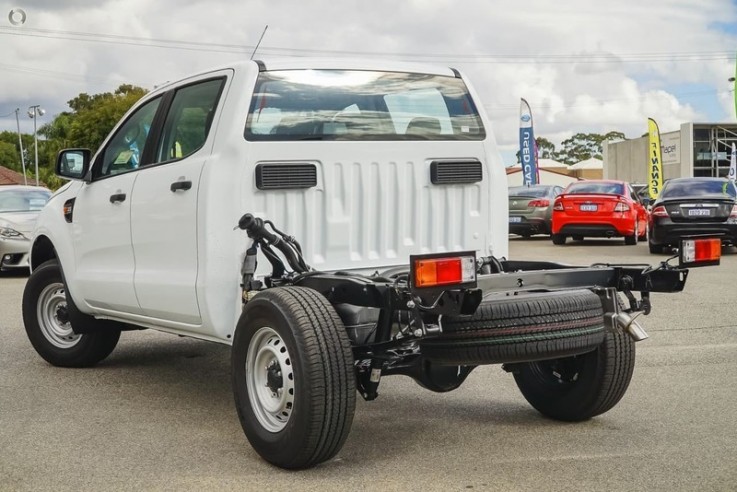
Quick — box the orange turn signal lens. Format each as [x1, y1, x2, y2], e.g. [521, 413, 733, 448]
[414, 256, 476, 288]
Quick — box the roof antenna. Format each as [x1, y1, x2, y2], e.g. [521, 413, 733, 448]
[250, 25, 268, 60]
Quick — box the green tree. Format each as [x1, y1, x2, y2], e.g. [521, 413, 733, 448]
[0, 141, 19, 170]
[554, 131, 625, 166]
[41, 84, 148, 154]
[34, 84, 148, 190]
[516, 136, 557, 164]
[536, 136, 556, 159]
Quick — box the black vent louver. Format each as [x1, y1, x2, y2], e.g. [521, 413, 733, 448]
[430, 159, 483, 185]
[255, 163, 317, 190]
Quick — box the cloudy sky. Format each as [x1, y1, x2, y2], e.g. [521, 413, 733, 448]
[1, 0, 736, 164]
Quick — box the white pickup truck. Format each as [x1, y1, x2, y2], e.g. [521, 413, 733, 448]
[22, 58, 716, 469]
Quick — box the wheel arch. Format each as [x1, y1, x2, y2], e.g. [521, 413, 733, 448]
[30, 235, 57, 271]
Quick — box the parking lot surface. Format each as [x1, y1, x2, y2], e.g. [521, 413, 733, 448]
[1, 237, 736, 491]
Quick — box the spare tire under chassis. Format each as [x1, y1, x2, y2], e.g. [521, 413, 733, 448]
[420, 289, 606, 365]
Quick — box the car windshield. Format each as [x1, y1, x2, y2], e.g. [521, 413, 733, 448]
[565, 182, 624, 196]
[508, 186, 550, 198]
[660, 179, 737, 199]
[245, 70, 485, 141]
[0, 189, 51, 213]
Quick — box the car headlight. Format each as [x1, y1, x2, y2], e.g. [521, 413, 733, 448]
[0, 227, 25, 239]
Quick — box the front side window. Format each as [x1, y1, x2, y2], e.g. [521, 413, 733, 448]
[154, 78, 225, 164]
[97, 97, 161, 178]
[245, 70, 485, 141]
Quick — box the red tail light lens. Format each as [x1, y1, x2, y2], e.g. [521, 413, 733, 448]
[614, 201, 630, 212]
[651, 205, 668, 217]
[553, 200, 564, 211]
[680, 237, 721, 268]
[413, 255, 476, 288]
[528, 199, 550, 208]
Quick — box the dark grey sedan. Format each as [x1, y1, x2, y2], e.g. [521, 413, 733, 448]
[648, 177, 737, 253]
[508, 185, 564, 237]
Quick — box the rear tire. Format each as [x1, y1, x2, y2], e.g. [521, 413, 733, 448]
[648, 241, 664, 254]
[22, 260, 121, 367]
[624, 223, 638, 245]
[231, 287, 356, 469]
[551, 234, 566, 245]
[512, 330, 635, 421]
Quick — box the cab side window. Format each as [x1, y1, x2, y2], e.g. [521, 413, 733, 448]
[154, 78, 225, 164]
[97, 97, 161, 178]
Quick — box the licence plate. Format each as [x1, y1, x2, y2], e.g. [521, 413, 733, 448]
[687, 209, 711, 216]
[509, 216, 522, 223]
[580, 204, 598, 212]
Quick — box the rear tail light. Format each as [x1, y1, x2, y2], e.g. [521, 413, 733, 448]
[528, 199, 550, 208]
[651, 205, 669, 217]
[730, 205, 737, 218]
[680, 237, 721, 268]
[614, 201, 630, 212]
[553, 200, 564, 211]
[412, 254, 476, 289]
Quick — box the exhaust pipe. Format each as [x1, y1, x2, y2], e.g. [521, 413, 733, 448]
[613, 311, 649, 342]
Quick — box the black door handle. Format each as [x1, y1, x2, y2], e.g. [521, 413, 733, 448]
[170, 180, 192, 192]
[109, 193, 126, 203]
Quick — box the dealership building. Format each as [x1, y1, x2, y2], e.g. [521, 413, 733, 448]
[603, 123, 737, 184]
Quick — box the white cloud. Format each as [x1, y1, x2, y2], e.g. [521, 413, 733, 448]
[0, 0, 735, 160]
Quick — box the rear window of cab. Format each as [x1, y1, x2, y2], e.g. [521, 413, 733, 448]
[244, 69, 485, 141]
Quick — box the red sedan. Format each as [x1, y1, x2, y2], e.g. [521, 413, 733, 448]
[551, 180, 649, 245]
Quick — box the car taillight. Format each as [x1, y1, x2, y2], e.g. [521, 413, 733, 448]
[553, 200, 564, 211]
[614, 201, 630, 212]
[651, 205, 669, 217]
[413, 255, 476, 288]
[528, 199, 550, 208]
[730, 205, 737, 218]
[680, 237, 721, 268]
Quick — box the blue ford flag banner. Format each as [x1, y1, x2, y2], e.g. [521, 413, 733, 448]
[519, 98, 538, 185]
[729, 143, 736, 184]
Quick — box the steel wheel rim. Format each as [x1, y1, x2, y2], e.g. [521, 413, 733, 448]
[246, 326, 295, 433]
[529, 356, 584, 387]
[36, 282, 81, 349]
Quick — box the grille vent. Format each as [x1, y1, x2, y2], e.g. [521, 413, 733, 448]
[430, 160, 483, 185]
[255, 163, 317, 190]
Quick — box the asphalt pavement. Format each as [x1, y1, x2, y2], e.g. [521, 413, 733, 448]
[1, 237, 736, 491]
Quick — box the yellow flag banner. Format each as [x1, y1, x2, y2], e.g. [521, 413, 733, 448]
[648, 118, 663, 200]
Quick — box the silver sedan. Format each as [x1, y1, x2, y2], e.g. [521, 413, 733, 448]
[0, 186, 51, 270]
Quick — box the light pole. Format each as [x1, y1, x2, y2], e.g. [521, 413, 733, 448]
[13, 109, 28, 185]
[27, 105, 44, 187]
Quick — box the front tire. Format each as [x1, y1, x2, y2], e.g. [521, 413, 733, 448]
[231, 287, 356, 469]
[551, 233, 566, 245]
[512, 330, 635, 421]
[22, 260, 121, 367]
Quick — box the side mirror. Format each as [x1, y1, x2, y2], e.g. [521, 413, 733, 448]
[56, 149, 91, 181]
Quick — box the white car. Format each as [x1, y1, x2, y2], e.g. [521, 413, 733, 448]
[0, 185, 51, 270]
[22, 59, 703, 469]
